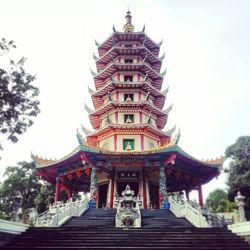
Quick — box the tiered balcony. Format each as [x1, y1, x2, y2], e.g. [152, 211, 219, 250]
[90, 80, 168, 110]
[97, 32, 161, 57]
[84, 123, 174, 142]
[93, 61, 164, 90]
[86, 100, 171, 130]
[96, 45, 163, 72]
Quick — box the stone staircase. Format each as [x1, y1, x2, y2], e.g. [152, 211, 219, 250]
[1, 208, 250, 250]
[64, 208, 116, 228]
[141, 209, 193, 228]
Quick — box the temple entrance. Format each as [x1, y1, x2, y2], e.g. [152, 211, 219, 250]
[149, 182, 159, 209]
[98, 182, 109, 208]
[117, 181, 139, 196]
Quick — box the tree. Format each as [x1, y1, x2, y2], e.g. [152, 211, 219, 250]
[35, 183, 55, 214]
[0, 161, 69, 218]
[225, 136, 250, 218]
[205, 188, 236, 213]
[0, 38, 40, 152]
[0, 161, 41, 217]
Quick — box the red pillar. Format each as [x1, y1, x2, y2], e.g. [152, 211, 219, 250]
[114, 134, 117, 151]
[115, 112, 118, 124]
[55, 177, 60, 203]
[143, 179, 147, 209]
[109, 168, 115, 208]
[139, 111, 143, 125]
[140, 134, 144, 151]
[197, 185, 203, 207]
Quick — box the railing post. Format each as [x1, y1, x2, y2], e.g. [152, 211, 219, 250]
[69, 199, 73, 216]
[55, 206, 59, 227]
[198, 206, 203, 227]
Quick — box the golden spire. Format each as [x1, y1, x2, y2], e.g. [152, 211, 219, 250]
[123, 8, 134, 33]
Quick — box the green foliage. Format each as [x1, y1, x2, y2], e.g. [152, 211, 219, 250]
[0, 161, 41, 215]
[0, 210, 9, 220]
[206, 188, 236, 213]
[35, 184, 55, 214]
[225, 136, 250, 216]
[0, 38, 40, 153]
[0, 161, 69, 217]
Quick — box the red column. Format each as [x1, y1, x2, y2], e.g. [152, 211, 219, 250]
[115, 112, 118, 124]
[142, 170, 147, 209]
[139, 111, 143, 125]
[109, 167, 115, 208]
[197, 185, 203, 207]
[114, 134, 117, 151]
[140, 134, 144, 151]
[55, 177, 60, 203]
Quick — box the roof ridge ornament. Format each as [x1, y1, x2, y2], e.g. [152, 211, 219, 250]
[88, 86, 95, 95]
[162, 87, 169, 96]
[90, 68, 97, 76]
[164, 125, 176, 136]
[158, 39, 163, 46]
[159, 53, 165, 61]
[161, 68, 167, 77]
[92, 53, 98, 60]
[81, 125, 92, 135]
[84, 103, 94, 114]
[123, 9, 134, 33]
[142, 24, 145, 32]
[163, 104, 173, 114]
[95, 39, 100, 46]
[76, 129, 84, 145]
[174, 128, 181, 144]
[113, 24, 116, 32]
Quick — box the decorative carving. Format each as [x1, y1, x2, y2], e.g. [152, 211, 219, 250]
[159, 166, 168, 208]
[148, 142, 155, 149]
[103, 141, 110, 150]
[116, 185, 141, 227]
[89, 167, 98, 207]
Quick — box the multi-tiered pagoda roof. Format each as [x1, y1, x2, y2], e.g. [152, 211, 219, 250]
[34, 11, 224, 207]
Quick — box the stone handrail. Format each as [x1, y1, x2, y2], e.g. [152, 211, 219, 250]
[228, 221, 250, 238]
[168, 195, 209, 227]
[0, 219, 29, 234]
[35, 195, 89, 227]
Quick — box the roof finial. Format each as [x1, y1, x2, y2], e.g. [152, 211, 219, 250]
[123, 8, 134, 32]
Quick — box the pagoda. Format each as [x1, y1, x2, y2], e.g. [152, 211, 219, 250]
[33, 11, 224, 209]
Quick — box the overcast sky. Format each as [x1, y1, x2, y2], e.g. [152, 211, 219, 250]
[0, 0, 249, 200]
